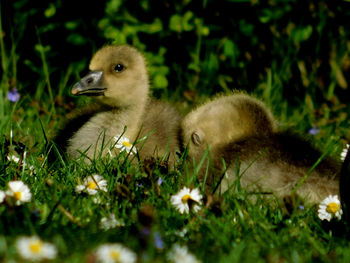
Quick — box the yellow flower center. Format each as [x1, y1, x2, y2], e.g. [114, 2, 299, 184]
[326, 202, 339, 214]
[29, 241, 42, 254]
[122, 141, 132, 148]
[110, 250, 120, 261]
[87, 181, 97, 190]
[14, 191, 22, 200]
[181, 194, 192, 203]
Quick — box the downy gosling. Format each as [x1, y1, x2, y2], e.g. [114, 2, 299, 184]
[181, 92, 276, 163]
[181, 93, 340, 205]
[210, 133, 340, 205]
[54, 45, 181, 165]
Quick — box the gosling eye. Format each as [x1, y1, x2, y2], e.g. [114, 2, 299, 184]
[113, 64, 125, 73]
[191, 132, 203, 146]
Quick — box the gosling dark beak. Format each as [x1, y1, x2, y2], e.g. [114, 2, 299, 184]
[71, 71, 105, 96]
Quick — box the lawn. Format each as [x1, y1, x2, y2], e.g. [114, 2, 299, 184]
[1, 1, 350, 262]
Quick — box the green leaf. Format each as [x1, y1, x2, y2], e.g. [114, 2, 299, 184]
[239, 20, 254, 36]
[201, 26, 210, 36]
[153, 74, 168, 89]
[291, 25, 313, 43]
[44, 4, 56, 18]
[106, 0, 123, 14]
[98, 18, 110, 29]
[140, 0, 150, 10]
[259, 16, 271, 23]
[139, 18, 163, 34]
[223, 39, 236, 57]
[67, 34, 86, 45]
[104, 27, 126, 44]
[65, 21, 79, 31]
[169, 14, 182, 32]
[34, 44, 51, 54]
[182, 11, 194, 31]
[304, 94, 314, 112]
[207, 53, 219, 71]
[148, 18, 163, 33]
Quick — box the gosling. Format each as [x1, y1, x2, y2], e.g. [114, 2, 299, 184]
[181, 93, 340, 205]
[181, 92, 276, 163]
[210, 133, 340, 205]
[54, 45, 181, 165]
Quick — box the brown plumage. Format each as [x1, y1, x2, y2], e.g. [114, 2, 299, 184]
[53, 45, 181, 165]
[181, 92, 340, 205]
[210, 133, 340, 205]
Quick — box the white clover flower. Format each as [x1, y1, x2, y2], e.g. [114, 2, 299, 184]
[100, 213, 125, 231]
[340, 144, 349, 161]
[174, 227, 188, 238]
[93, 196, 111, 207]
[170, 187, 202, 214]
[114, 135, 137, 155]
[5, 181, 32, 206]
[23, 151, 36, 174]
[16, 236, 57, 261]
[7, 154, 20, 163]
[167, 244, 201, 263]
[0, 190, 5, 203]
[93, 196, 103, 204]
[7, 153, 36, 175]
[95, 243, 136, 263]
[75, 174, 108, 195]
[318, 195, 343, 221]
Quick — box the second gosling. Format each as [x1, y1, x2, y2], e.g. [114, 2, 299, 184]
[181, 92, 340, 205]
[210, 133, 340, 205]
[181, 92, 276, 164]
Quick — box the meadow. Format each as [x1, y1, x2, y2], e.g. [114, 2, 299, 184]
[1, 0, 350, 262]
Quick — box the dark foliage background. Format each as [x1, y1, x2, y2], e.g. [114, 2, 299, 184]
[1, 0, 350, 111]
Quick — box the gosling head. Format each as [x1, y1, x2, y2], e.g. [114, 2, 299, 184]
[72, 45, 149, 107]
[181, 93, 277, 155]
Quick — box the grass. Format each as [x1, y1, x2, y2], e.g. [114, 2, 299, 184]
[1, 22, 350, 263]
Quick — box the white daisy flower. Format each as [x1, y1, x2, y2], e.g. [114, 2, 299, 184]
[0, 190, 5, 203]
[318, 195, 343, 221]
[75, 185, 85, 193]
[100, 213, 125, 231]
[167, 244, 201, 263]
[340, 144, 349, 161]
[170, 187, 202, 214]
[114, 135, 137, 155]
[75, 174, 108, 195]
[16, 236, 57, 261]
[7, 154, 20, 163]
[5, 181, 32, 206]
[95, 243, 136, 263]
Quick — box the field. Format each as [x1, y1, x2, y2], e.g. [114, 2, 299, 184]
[1, 1, 350, 262]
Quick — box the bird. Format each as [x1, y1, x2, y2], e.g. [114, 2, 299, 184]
[181, 92, 341, 205]
[181, 92, 276, 164]
[209, 132, 340, 205]
[52, 45, 181, 166]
